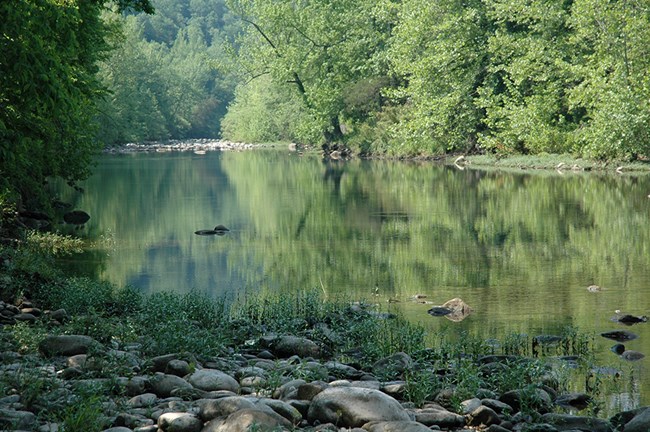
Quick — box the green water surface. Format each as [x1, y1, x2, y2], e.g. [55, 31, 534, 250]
[55, 149, 650, 412]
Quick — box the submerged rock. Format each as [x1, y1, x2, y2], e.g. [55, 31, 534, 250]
[600, 330, 638, 342]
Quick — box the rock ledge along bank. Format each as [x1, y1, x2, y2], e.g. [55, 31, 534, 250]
[103, 139, 261, 154]
[1, 299, 650, 432]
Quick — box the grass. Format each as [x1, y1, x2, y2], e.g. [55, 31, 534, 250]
[459, 153, 650, 173]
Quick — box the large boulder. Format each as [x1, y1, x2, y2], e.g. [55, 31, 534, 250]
[307, 387, 410, 428]
[187, 369, 240, 393]
[202, 408, 292, 432]
[39, 335, 98, 357]
[157, 412, 202, 432]
[148, 373, 193, 398]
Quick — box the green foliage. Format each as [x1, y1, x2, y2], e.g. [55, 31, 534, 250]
[224, 0, 397, 143]
[0, 0, 152, 210]
[221, 75, 321, 144]
[218, 0, 650, 159]
[96, 0, 238, 145]
[58, 394, 107, 432]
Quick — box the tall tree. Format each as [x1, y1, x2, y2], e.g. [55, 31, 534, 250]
[476, 0, 579, 155]
[388, 0, 489, 154]
[0, 0, 152, 210]
[224, 0, 396, 143]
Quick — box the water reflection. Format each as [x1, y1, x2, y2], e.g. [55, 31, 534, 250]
[55, 150, 650, 410]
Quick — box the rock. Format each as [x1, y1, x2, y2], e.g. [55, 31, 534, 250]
[372, 352, 412, 379]
[148, 373, 193, 398]
[481, 398, 513, 414]
[48, 308, 69, 323]
[555, 393, 592, 410]
[0, 408, 37, 430]
[308, 387, 410, 428]
[274, 379, 307, 400]
[297, 381, 329, 401]
[467, 405, 500, 427]
[427, 307, 453, 317]
[202, 408, 292, 432]
[165, 360, 192, 377]
[39, 334, 98, 357]
[412, 404, 466, 428]
[258, 398, 302, 425]
[198, 397, 259, 422]
[460, 398, 482, 415]
[63, 210, 90, 225]
[125, 376, 150, 396]
[600, 330, 638, 342]
[103, 428, 133, 432]
[272, 335, 323, 359]
[441, 297, 473, 321]
[127, 393, 158, 408]
[157, 412, 202, 432]
[14, 312, 38, 323]
[499, 388, 553, 414]
[149, 354, 179, 372]
[621, 407, 650, 432]
[187, 369, 240, 393]
[484, 425, 512, 432]
[362, 420, 433, 432]
[541, 413, 613, 432]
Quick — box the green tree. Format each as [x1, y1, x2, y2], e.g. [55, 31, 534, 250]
[476, 0, 579, 155]
[224, 0, 397, 144]
[97, 0, 237, 145]
[387, 0, 489, 155]
[568, 0, 650, 159]
[0, 0, 152, 210]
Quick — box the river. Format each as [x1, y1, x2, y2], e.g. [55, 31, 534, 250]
[54, 148, 650, 413]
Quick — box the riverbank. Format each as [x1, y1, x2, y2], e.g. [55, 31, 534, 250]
[1, 233, 649, 432]
[103, 139, 650, 175]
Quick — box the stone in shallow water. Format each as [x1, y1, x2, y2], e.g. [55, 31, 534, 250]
[541, 413, 613, 432]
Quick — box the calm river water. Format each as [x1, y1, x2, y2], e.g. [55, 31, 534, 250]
[56, 149, 650, 412]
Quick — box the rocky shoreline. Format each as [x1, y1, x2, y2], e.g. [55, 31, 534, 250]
[103, 139, 264, 154]
[1, 298, 650, 432]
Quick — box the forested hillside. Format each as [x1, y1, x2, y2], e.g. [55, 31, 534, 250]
[95, 0, 239, 144]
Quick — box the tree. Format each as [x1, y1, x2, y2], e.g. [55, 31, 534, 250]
[0, 0, 153, 210]
[96, 0, 237, 145]
[224, 0, 397, 144]
[568, 0, 650, 159]
[387, 0, 490, 154]
[476, 0, 580, 155]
